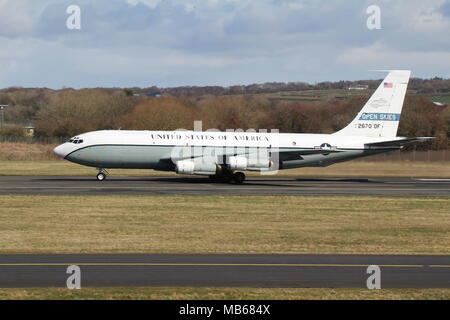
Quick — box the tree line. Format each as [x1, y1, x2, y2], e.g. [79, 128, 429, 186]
[130, 77, 450, 96]
[0, 86, 448, 150]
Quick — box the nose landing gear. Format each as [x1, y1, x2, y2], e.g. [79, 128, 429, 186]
[96, 168, 108, 181]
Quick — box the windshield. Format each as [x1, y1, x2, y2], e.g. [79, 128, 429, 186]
[68, 137, 84, 144]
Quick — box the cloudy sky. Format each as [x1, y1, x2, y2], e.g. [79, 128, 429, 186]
[0, 0, 449, 88]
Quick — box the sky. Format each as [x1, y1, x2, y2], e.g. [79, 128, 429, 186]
[0, 0, 449, 88]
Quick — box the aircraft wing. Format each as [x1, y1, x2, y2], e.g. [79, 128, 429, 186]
[277, 149, 343, 161]
[168, 147, 343, 163]
[365, 137, 434, 149]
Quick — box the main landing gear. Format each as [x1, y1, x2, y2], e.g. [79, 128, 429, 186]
[96, 168, 108, 181]
[233, 172, 246, 184]
[209, 171, 246, 184]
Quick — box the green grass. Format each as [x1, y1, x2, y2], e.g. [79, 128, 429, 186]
[0, 195, 448, 255]
[421, 93, 450, 104]
[264, 89, 372, 103]
[261, 88, 450, 105]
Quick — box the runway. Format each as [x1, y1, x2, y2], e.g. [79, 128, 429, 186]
[0, 254, 449, 288]
[0, 176, 449, 196]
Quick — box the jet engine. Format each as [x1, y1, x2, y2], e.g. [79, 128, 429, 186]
[227, 156, 248, 171]
[227, 156, 273, 171]
[175, 159, 218, 175]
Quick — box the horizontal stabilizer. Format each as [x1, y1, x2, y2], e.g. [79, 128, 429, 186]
[365, 137, 434, 149]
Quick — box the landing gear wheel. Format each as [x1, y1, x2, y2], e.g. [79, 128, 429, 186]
[97, 172, 106, 181]
[233, 172, 246, 184]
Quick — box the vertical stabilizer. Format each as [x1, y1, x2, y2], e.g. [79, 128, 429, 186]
[333, 70, 411, 138]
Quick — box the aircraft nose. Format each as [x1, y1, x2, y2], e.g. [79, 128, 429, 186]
[53, 144, 69, 158]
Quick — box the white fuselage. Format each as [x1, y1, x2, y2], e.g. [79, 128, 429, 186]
[52, 70, 419, 180]
[53, 130, 401, 172]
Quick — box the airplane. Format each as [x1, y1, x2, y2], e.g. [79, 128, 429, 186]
[53, 70, 432, 184]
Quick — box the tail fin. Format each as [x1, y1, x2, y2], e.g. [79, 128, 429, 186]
[333, 70, 411, 138]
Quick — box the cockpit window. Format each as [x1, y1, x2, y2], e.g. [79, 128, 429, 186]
[68, 137, 83, 144]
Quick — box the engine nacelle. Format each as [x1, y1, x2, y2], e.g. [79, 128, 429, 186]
[175, 159, 218, 175]
[228, 155, 272, 171]
[228, 156, 248, 171]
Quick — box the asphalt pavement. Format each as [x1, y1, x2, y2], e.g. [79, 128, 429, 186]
[0, 176, 449, 196]
[0, 254, 449, 288]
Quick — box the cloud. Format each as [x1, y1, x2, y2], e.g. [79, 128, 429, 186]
[0, 0, 37, 36]
[0, 0, 449, 88]
[126, 0, 162, 8]
[336, 42, 450, 78]
[439, 0, 450, 16]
